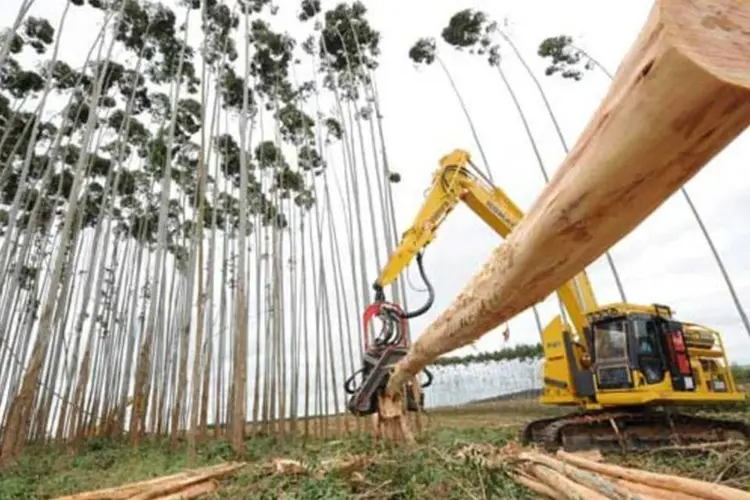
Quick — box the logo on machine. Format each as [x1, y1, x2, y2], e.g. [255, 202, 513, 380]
[546, 340, 562, 350]
[487, 201, 514, 228]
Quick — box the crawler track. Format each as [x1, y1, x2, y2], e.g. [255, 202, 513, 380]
[520, 409, 750, 452]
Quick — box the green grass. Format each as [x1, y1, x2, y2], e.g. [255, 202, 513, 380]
[2, 402, 750, 499]
[733, 364, 750, 385]
[0, 424, 530, 499]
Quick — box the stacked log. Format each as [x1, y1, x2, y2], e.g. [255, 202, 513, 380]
[52, 462, 245, 500]
[458, 444, 750, 500]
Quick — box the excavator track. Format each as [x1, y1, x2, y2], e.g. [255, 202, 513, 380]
[520, 410, 750, 452]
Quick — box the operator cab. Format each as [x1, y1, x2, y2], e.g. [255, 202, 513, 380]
[585, 304, 697, 392]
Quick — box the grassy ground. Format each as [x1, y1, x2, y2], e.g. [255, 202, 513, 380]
[1, 399, 748, 499]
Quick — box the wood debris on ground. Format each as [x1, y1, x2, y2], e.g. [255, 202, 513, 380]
[269, 452, 380, 480]
[454, 443, 750, 500]
[52, 461, 246, 500]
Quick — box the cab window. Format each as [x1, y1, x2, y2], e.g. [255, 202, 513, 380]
[594, 319, 628, 363]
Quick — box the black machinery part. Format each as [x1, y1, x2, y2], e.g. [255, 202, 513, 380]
[372, 250, 434, 320]
[520, 409, 750, 452]
[344, 345, 433, 416]
[347, 250, 436, 416]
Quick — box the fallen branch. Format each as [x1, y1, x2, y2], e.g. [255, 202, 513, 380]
[53, 463, 235, 500]
[715, 447, 750, 483]
[269, 453, 382, 481]
[614, 478, 698, 500]
[127, 465, 242, 500]
[450, 441, 750, 499]
[152, 479, 219, 500]
[53, 462, 245, 500]
[351, 479, 393, 500]
[509, 471, 559, 499]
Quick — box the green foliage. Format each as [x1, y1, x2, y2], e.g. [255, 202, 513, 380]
[411, 9, 503, 70]
[276, 103, 315, 145]
[319, 1, 381, 91]
[430, 343, 544, 367]
[441, 9, 488, 48]
[537, 35, 595, 81]
[297, 145, 325, 175]
[732, 364, 750, 384]
[298, 0, 322, 22]
[408, 38, 436, 65]
[0, 427, 528, 499]
[248, 19, 296, 100]
[218, 66, 254, 111]
[202, 1, 240, 67]
[8, 16, 56, 55]
[0, 0, 337, 257]
[324, 117, 343, 141]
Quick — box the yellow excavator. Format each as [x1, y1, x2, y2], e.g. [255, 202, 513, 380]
[344, 149, 748, 451]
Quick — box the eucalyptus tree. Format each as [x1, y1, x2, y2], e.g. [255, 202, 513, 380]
[0, 2, 128, 462]
[244, 13, 294, 443]
[315, 0, 390, 430]
[296, 1, 410, 433]
[0, 0, 389, 459]
[538, 34, 750, 339]
[306, 5, 370, 368]
[0, 0, 268, 453]
[297, 10, 354, 437]
[435, 9, 629, 319]
[310, 0, 406, 315]
[407, 36, 545, 338]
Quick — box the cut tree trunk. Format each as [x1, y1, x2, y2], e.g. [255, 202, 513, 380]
[385, 0, 750, 392]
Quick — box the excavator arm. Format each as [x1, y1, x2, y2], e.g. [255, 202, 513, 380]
[374, 149, 597, 337]
[345, 149, 602, 417]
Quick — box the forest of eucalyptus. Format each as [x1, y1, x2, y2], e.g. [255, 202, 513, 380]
[1, 0, 740, 468]
[0, 0, 423, 464]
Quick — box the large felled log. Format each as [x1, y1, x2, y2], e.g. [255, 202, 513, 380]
[526, 463, 610, 500]
[153, 480, 219, 500]
[518, 451, 637, 499]
[386, 0, 750, 392]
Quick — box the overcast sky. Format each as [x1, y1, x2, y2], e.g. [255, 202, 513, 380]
[2, 0, 749, 374]
[357, 0, 750, 363]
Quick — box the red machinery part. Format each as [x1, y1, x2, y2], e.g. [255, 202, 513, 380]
[362, 301, 410, 350]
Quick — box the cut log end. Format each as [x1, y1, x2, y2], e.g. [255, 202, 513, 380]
[664, 0, 750, 88]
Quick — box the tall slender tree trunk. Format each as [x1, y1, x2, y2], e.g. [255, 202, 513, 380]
[499, 31, 628, 304]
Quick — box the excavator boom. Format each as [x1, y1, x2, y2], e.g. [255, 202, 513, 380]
[373, 149, 597, 337]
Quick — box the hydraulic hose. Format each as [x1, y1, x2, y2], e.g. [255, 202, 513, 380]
[399, 251, 435, 319]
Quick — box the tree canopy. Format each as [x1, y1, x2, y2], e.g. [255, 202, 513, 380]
[537, 35, 596, 80]
[0, 0, 373, 254]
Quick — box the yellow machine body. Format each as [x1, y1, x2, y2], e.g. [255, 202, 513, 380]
[374, 149, 745, 415]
